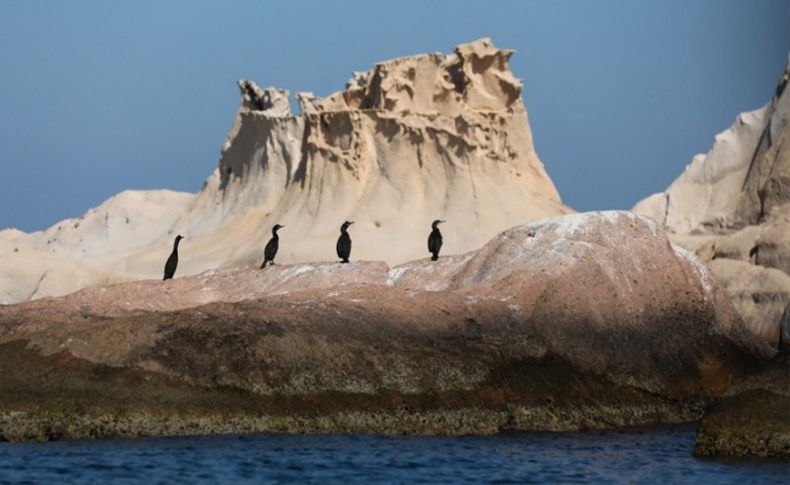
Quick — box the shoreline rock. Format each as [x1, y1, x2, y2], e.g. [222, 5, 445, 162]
[0, 212, 772, 442]
[694, 354, 790, 459]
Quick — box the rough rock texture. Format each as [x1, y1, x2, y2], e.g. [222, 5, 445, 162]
[702, 259, 790, 347]
[634, 55, 790, 349]
[0, 38, 571, 304]
[0, 212, 772, 441]
[738, 58, 790, 225]
[694, 353, 790, 458]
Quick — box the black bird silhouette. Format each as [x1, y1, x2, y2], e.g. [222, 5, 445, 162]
[163, 235, 184, 280]
[260, 224, 284, 268]
[428, 220, 445, 261]
[336, 221, 354, 263]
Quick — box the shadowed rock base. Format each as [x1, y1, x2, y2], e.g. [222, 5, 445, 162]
[694, 390, 790, 458]
[0, 342, 702, 442]
[694, 355, 790, 459]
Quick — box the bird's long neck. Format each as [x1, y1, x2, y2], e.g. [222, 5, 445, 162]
[432, 223, 440, 230]
[341, 227, 348, 235]
[173, 239, 181, 251]
[272, 228, 279, 238]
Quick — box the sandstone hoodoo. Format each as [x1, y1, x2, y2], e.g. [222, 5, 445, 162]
[0, 38, 571, 304]
[0, 212, 773, 441]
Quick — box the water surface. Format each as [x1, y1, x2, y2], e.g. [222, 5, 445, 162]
[1, 425, 787, 483]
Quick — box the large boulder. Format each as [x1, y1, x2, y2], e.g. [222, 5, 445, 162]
[0, 212, 771, 441]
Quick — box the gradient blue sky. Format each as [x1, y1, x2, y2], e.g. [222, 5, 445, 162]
[1, 0, 788, 232]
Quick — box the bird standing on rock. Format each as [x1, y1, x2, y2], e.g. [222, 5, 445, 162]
[260, 224, 284, 268]
[336, 221, 354, 263]
[428, 220, 445, 261]
[163, 235, 184, 280]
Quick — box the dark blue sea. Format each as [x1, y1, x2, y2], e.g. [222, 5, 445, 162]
[0, 425, 787, 483]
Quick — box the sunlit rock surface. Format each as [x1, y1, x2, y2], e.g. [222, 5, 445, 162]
[0, 38, 571, 304]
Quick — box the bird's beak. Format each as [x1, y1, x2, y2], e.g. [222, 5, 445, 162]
[441, 220, 446, 223]
[349, 221, 355, 225]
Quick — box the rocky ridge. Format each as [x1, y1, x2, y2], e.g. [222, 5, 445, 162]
[0, 212, 772, 441]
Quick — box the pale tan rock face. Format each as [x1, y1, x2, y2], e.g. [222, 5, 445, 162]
[633, 55, 790, 348]
[632, 107, 768, 233]
[635, 54, 790, 233]
[0, 39, 570, 304]
[738, 124, 790, 224]
[706, 259, 790, 347]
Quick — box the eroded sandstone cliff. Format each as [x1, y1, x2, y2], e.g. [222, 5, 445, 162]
[0, 39, 570, 304]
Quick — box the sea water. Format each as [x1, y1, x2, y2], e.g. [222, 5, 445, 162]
[0, 425, 787, 483]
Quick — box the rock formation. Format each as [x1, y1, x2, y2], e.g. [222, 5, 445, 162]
[0, 212, 772, 441]
[0, 39, 571, 304]
[634, 54, 790, 349]
[632, 55, 790, 459]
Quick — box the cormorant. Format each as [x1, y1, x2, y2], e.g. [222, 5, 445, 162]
[163, 235, 184, 280]
[260, 224, 284, 268]
[428, 220, 445, 261]
[336, 221, 354, 263]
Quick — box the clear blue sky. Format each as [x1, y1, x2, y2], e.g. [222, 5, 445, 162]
[1, 0, 788, 232]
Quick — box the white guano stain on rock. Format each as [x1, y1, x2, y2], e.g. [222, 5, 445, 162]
[672, 244, 714, 296]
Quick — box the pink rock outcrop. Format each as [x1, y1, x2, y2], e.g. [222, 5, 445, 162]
[0, 212, 771, 441]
